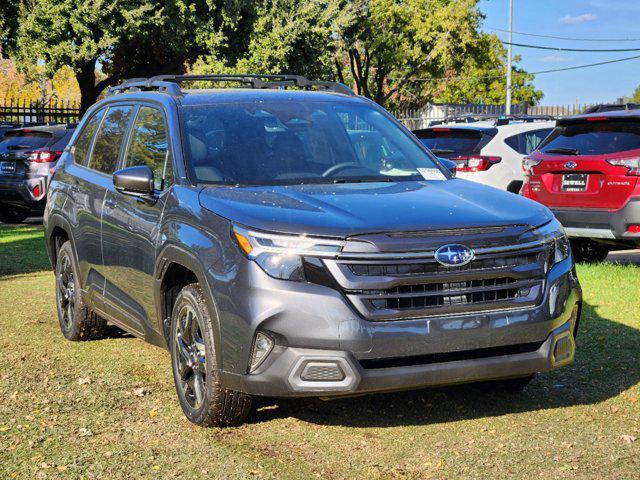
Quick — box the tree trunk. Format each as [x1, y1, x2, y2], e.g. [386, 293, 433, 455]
[76, 61, 98, 115]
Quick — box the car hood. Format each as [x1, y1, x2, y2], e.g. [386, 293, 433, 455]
[198, 179, 553, 238]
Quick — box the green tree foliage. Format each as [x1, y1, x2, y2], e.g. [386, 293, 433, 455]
[632, 85, 640, 103]
[14, 0, 254, 112]
[0, 0, 21, 55]
[195, 0, 541, 109]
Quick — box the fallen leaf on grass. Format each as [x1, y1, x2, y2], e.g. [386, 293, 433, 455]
[133, 387, 149, 397]
[621, 435, 637, 444]
[152, 465, 161, 471]
[77, 377, 92, 386]
[149, 409, 158, 418]
[77, 428, 93, 437]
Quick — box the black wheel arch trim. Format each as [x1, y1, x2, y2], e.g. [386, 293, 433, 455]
[45, 212, 77, 271]
[154, 243, 223, 368]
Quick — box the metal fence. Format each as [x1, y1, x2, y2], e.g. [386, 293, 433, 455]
[0, 98, 81, 125]
[392, 102, 595, 130]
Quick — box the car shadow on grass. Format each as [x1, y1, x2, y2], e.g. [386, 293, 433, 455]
[250, 302, 639, 427]
[0, 223, 50, 277]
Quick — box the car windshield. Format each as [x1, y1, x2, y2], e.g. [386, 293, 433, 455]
[539, 121, 640, 155]
[180, 101, 442, 185]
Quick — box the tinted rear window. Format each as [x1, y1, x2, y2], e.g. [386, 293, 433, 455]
[416, 129, 484, 156]
[0, 130, 53, 152]
[540, 121, 640, 155]
[504, 128, 553, 155]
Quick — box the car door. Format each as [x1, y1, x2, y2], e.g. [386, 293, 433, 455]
[101, 105, 174, 336]
[78, 104, 136, 309]
[62, 108, 107, 296]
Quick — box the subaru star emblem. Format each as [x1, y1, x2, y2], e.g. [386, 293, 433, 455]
[564, 161, 577, 169]
[434, 244, 475, 267]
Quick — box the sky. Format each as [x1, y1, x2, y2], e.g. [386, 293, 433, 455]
[478, 0, 640, 105]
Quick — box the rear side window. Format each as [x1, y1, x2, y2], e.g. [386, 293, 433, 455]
[74, 109, 106, 165]
[0, 130, 52, 153]
[416, 129, 485, 156]
[124, 106, 173, 190]
[88, 105, 135, 174]
[540, 121, 640, 155]
[504, 128, 552, 155]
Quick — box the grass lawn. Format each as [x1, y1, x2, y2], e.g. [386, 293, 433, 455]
[0, 223, 638, 479]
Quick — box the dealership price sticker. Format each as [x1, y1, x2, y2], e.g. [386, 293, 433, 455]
[417, 168, 446, 181]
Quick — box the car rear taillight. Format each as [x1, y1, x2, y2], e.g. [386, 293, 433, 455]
[522, 156, 542, 175]
[452, 155, 501, 172]
[28, 150, 63, 163]
[606, 156, 640, 176]
[33, 184, 41, 197]
[627, 225, 640, 233]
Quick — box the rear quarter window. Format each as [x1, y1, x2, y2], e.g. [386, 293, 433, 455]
[540, 121, 640, 155]
[504, 128, 553, 155]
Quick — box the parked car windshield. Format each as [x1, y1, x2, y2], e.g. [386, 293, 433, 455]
[180, 101, 442, 185]
[415, 128, 485, 158]
[0, 130, 52, 152]
[539, 121, 640, 155]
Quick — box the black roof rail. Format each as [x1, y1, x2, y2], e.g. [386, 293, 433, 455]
[108, 74, 355, 97]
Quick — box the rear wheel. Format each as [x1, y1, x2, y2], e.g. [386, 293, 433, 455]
[55, 241, 107, 341]
[170, 283, 252, 427]
[570, 239, 610, 263]
[0, 204, 29, 224]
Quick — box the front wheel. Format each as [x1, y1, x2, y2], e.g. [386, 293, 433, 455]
[170, 283, 252, 427]
[570, 239, 610, 263]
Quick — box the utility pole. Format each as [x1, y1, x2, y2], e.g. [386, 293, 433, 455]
[506, 0, 513, 115]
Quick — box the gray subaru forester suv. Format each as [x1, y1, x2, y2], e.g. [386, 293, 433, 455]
[44, 74, 582, 427]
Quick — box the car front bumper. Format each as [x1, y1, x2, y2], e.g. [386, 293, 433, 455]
[551, 197, 640, 243]
[216, 257, 582, 398]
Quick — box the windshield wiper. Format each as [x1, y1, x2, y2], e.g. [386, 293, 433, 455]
[331, 177, 396, 184]
[543, 147, 579, 155]
[429, 148, 455, 155]
[7, 145, 34, 151]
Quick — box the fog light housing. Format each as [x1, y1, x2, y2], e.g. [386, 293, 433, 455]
[249, 332, 274, 372]
[552, 335, 573, 364]
[300, 362, 345, 382]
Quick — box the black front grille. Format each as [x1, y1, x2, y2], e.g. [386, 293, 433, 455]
[358, 341, 544, 369]
[369, 277, 523, 311]
[348, 252, 540, 277]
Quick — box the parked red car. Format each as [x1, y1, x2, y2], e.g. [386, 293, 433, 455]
[521, 110, 640, 262]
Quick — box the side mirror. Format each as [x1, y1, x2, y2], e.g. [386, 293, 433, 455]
[438, 157, 457, 177]
[113, 166, 154, 196]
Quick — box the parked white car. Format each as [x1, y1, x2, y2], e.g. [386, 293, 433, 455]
[413, 118, 555, 193]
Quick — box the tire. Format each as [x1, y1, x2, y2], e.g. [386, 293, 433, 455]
[170, 283, 252, 427]
[476, 374, 535, 393]
[55, 241, 107, 341]
[570, 239, 610, 263]
[0, 205, 29, 224]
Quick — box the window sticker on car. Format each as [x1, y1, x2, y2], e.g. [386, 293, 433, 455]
[417, 167, 446, 181]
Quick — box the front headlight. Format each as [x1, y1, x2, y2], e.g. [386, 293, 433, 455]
[529, 219, 571, 266]
[232, 225, 345, 281]
[554, 233, 570, 264]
